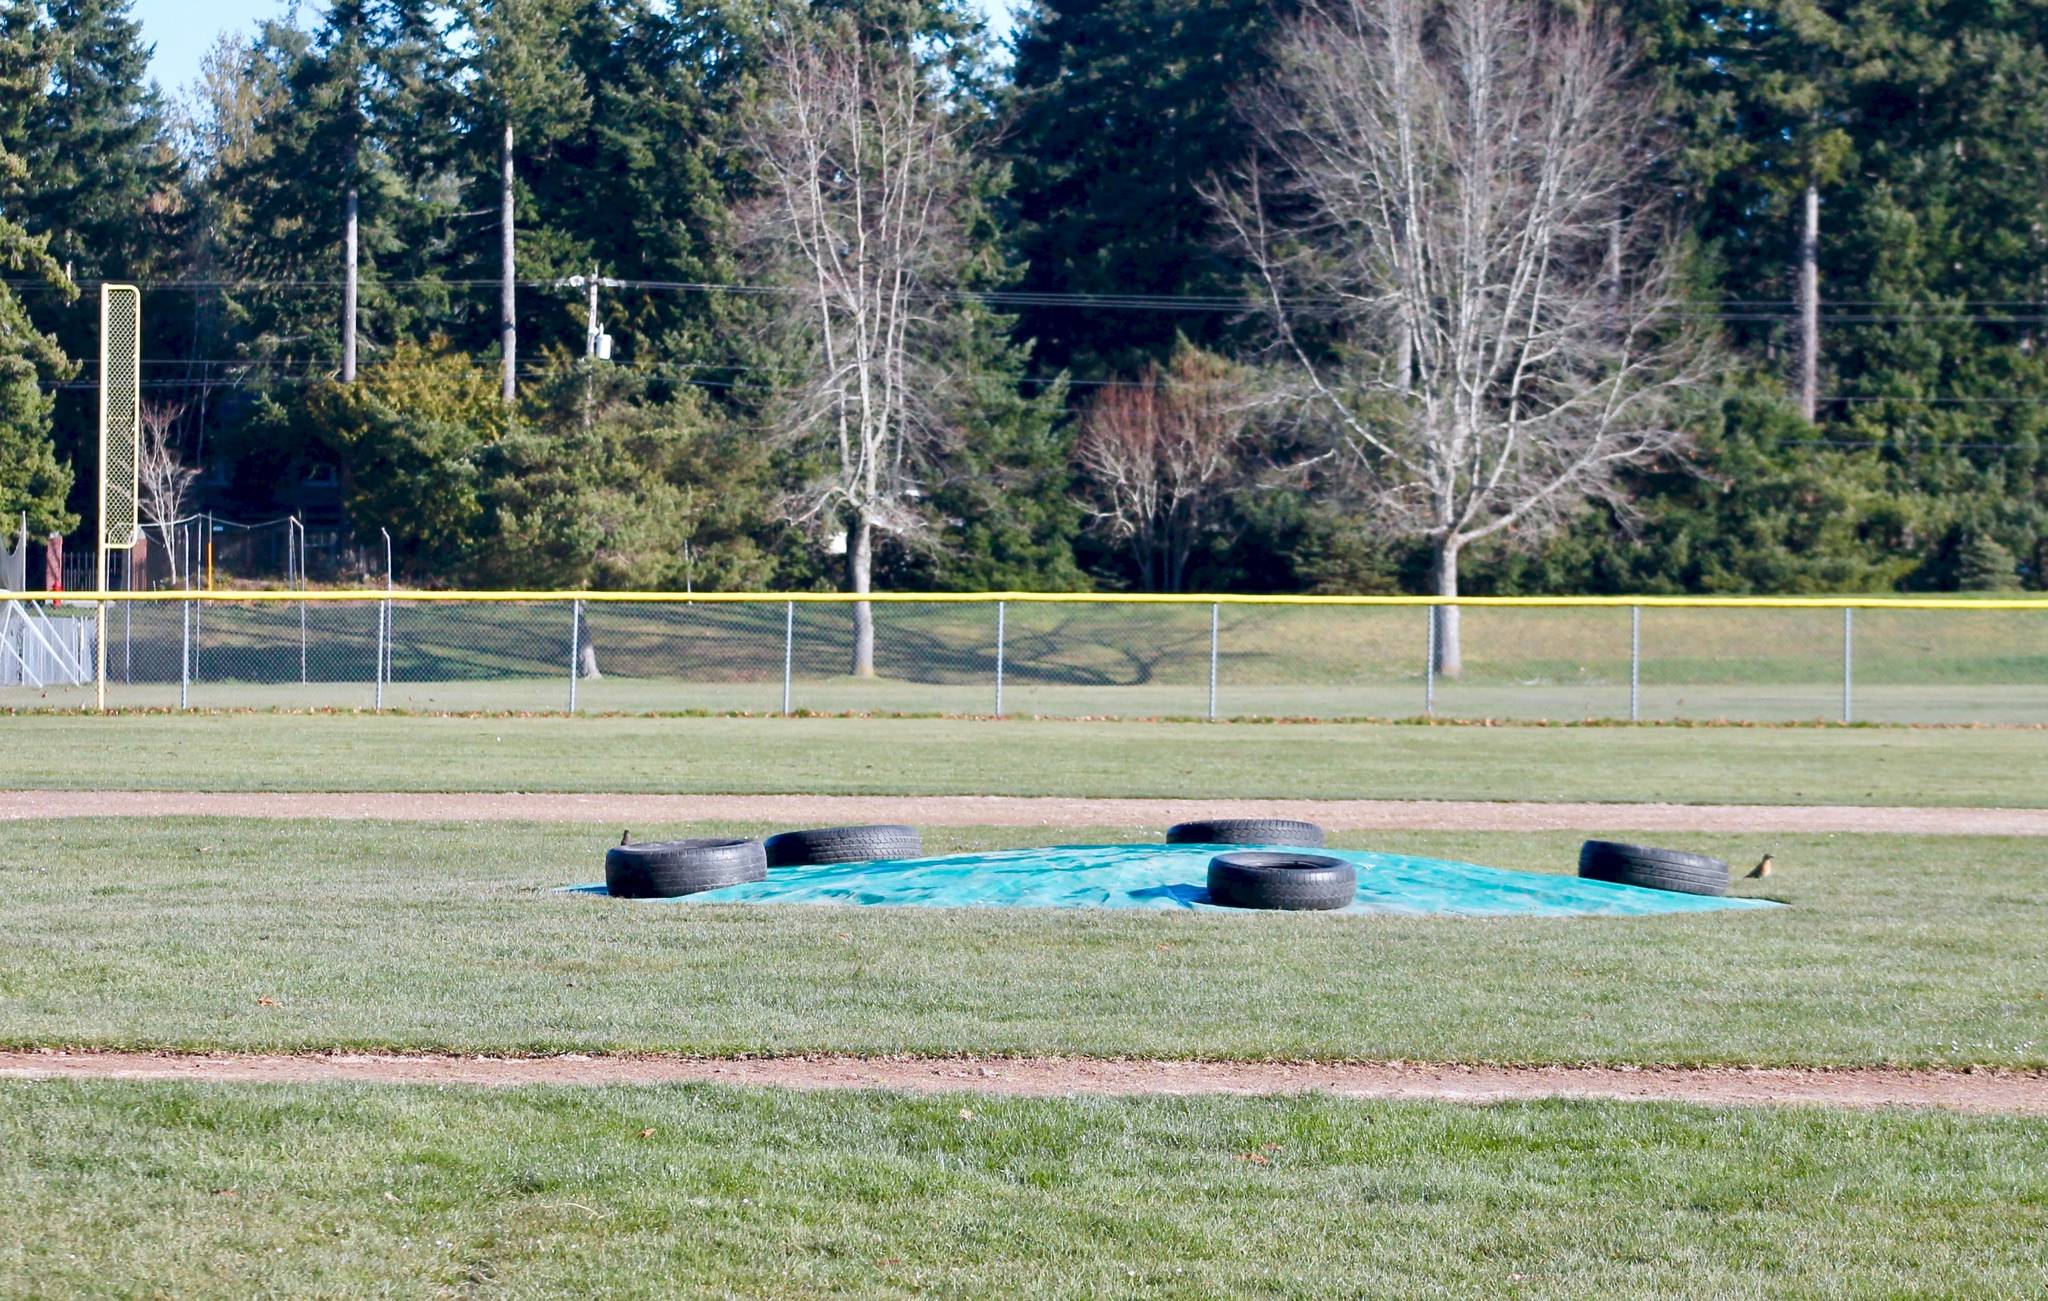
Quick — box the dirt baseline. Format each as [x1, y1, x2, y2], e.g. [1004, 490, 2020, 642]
[4, 791, 2045, 835]
[3, 1051, 2043, 1114]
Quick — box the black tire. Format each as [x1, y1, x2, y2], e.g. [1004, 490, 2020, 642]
[1577, 840, 1730, 897]
[1206, 851, 1357, 911]
[1166, 818, 1326, 848]
[605, 838, 767, 898]
[763, 824, 922, 867]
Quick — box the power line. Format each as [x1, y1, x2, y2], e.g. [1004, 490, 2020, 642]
[40, 353, 2048, 412]
[16, 274, 2048, 323]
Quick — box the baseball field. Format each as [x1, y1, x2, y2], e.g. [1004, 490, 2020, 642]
[3, 711, 2044, 1294]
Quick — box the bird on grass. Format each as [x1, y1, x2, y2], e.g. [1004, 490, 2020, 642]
[1746, 854, 1773, 879]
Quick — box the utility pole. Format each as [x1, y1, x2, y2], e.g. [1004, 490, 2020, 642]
[564, 270, 616, 427]
[1798, 183, 1819, 423]
[583, 269, 600, 428]
[500, 121, 517, 405]
[342, 177, 359, 383]
[340, 7, 363, 385]
[570, 270, 616, 360]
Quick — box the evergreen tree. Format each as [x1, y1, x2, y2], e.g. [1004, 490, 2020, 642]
[9, 0, 176, 521]
[1475, 386, 1926, 595]
[517, 0, 749, 373]
[285, 338, 509, 574]
[206, 2, 459, 381]
[0, 0, 79, 536]
[18, 0, 178, 284]
[458, 0, 589, 403]
[1954, 532, 2021, 592]
[1004, 0, 1293, 377]
[1625, 0, 2048, 589]
[896, 333, 1086, 592]
[476, 364, 782, 590]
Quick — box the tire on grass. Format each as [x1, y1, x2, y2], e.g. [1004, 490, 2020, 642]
[605, 838, 768, 898]
[1166, 818, 1326, 848]
[1205, 851, 1357, 911]
[1577, 840, 1730, 897]
[764, 824, 922, 867]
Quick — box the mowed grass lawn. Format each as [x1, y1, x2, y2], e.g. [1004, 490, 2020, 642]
[6, 712, 2048, 806]
[3, 819, 2043, 1067]
[5, 1081, 2045, 1297]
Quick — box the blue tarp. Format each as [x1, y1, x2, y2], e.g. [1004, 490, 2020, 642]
[568, 844, 1782, 917]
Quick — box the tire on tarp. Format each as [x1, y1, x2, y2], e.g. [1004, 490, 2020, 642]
[1577, 840, 1730, 897]
[1166, 818, 1326, 848]
[1205, 851, 1357, 911]
[605, 838, 768, 898]
[764, 824, 922, 868]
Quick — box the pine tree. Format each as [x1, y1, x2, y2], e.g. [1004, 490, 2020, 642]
[0, 0, 79, 536]
[476, 363, 782, 590]
[459, 0, 589, 404]
[517, 0, 746, 370]
[1004, 0, 1294, 377]
[206, 2, 460, 382]
[19, 0, 178, 284]
[8, 0, 175, 521]
[1620, 0, 2048, 591]
[1627, 1, 1857, 421]
[1954, 532, 2021, 592]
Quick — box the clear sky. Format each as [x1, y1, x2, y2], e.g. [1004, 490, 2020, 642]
[132, 0, 1018, 95]
[132, 0, 288, 94]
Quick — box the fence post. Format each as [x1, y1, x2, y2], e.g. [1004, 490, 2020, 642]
[179, 598, 190, 710]
[568, 599, 582, 713]
[294, 517, 306, 686]
[1842, 606, 1854, 724]
[994, 600, 1005, 718]
[782, 600, 794, 716]
[1208, 603, 1220, 721]
[1424, 604, 1436, 718]
[377, 527, 392, 711]
[1630, 605, 1641, 723]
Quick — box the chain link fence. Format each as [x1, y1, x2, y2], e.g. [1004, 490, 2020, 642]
[7, 594, 2045, 724]
[58, 518, 384, 595]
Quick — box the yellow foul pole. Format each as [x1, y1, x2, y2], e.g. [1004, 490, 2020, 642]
[97, 284, 141, 712]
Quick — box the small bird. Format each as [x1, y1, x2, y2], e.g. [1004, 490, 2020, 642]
[620, 829, 633, 846]
[1746, 854, 1773, 879]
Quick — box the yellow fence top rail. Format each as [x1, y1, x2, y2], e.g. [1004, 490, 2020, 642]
[15, 589, 2048, 610]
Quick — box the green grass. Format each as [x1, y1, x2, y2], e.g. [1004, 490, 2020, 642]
[6, 712, 2047, 806]
[40, 677, 2048, 725]
[4, 1080, 2045, 1296]
[4, 819, 2043, 1067]
[41, 596, 2048, 721]
[80, 595, 2048, 687]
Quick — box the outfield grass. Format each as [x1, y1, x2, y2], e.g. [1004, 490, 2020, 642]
[3, 819, 2042, 1067]
[71, 594, 2048, 687]
[6, 712, 2047, 806]
[34, 595, 2048, 722]
[36, 677, 2048, 725]
[4, 1081, 2044, 1296]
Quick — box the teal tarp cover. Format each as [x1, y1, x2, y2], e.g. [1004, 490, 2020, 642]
[573, 844, 1781, 917]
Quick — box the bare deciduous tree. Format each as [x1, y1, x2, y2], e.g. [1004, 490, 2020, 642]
[737, 20, 977, 676]
[1077, 349, 1253, 592]
[1215, 0, 1710, 673]
[137, 401, 198, 587]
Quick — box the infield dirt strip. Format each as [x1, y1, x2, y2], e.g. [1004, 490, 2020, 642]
[3, 1052, 2045, 1113]
[5, 791, 2047, 834]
